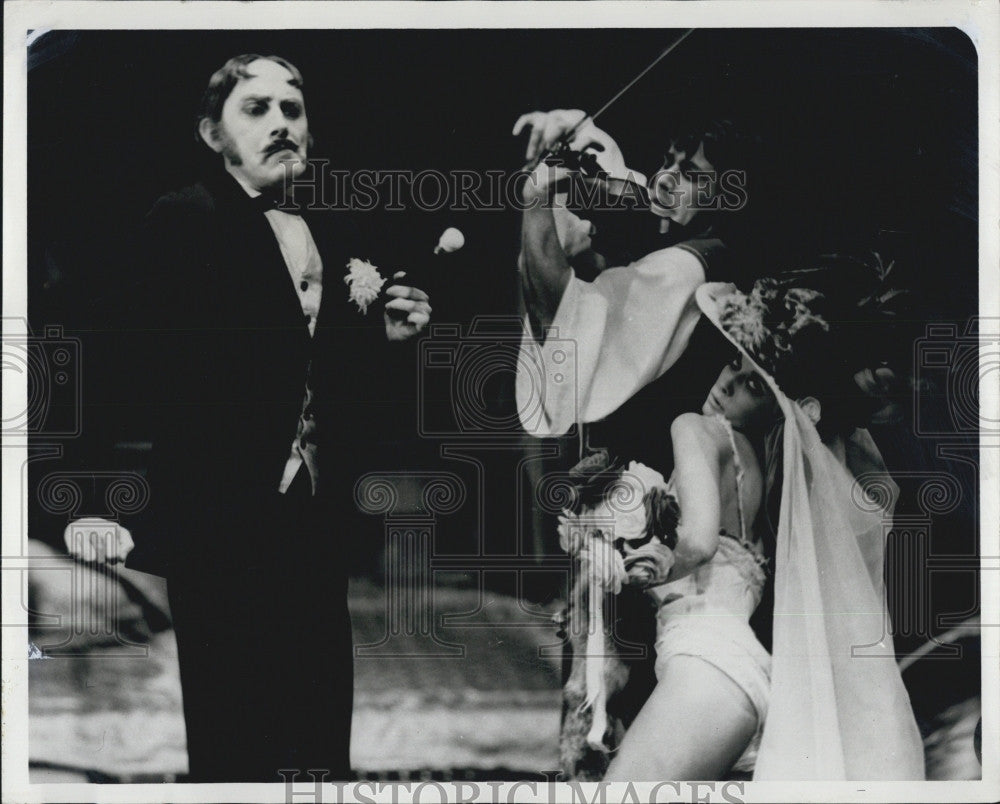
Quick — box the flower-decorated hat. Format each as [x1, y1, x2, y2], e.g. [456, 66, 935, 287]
[696, 276, 839, 401]
[696, 254, 911, 436]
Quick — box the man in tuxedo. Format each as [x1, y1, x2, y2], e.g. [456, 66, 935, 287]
[64, 54, 430, 781]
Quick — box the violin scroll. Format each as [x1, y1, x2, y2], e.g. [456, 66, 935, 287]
[542, 138, 607, 180]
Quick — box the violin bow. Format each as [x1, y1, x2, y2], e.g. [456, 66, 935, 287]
[523, 28, 697, 173]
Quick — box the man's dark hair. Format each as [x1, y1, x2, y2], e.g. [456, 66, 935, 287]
[667, 118, 761, 177]
[661, 115, 784, 276]
[195, 54, 304, 139]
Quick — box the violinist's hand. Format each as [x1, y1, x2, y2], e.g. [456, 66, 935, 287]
[513, 109, 588, 162]
[63, 517, 134, 565]
[512, 109, 635, 181]
[384, 272, 432, 342]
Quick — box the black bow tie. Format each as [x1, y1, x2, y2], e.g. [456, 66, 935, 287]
[250, 191, 302, 215]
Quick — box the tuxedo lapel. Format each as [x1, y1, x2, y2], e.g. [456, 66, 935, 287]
[199, 182, 311, 351]
[225, 208, 312, 338]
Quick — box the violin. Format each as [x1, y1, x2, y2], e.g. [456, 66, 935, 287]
[521, 29, 696, 206]
[537, 139, 675, 269]
[525, 134, 651, 207]
[517, 29, 700, 268]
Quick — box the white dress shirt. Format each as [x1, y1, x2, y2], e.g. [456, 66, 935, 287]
[265, 209, 324, 494]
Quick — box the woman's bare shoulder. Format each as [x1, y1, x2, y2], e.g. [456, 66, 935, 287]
[672, 411, 714, 435]
[674, 414, 763, 474]
[670, 413, 732, 456]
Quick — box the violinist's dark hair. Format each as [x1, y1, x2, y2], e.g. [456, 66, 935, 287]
[667, 118, 763, 177]
[195, 54, 304, 140]
[660, 116, 773, 271]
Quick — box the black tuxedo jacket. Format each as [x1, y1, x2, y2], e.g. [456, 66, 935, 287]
[128, 166, 397, 575]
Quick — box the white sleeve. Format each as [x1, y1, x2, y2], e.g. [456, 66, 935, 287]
[517, 246, 706, 437]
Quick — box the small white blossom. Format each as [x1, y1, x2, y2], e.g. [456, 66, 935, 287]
[434, 227, 465, 254]
[557, 510, 588, 555]
[612, 503, 647, 543]
[344, 258, 387, 314]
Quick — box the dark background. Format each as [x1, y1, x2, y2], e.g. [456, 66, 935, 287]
[26, 29, 980, 661]
[28, 28, 978, 324]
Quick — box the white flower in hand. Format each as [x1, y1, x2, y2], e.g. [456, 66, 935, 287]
[624, 461, 667, 494]
[557, 510, 586, 556]
[344, 258, 387, 314]
[610, 497, 647, 543]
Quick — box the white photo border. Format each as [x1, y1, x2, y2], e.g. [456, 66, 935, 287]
[3, 2, 997, 802]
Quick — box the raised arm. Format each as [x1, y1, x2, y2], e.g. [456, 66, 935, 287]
[518, 164, 573, 337]
[514, 110, 640, 339]
[664, 412, 728, 580]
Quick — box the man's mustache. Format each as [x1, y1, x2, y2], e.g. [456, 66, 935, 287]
[264, 138, 299, 157]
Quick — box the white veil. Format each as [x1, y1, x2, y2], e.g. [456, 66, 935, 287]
[752, 390, 925, 779]
[695, 281, 925, 780]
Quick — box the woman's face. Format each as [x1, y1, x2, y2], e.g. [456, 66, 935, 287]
[703, 353, 778, 432]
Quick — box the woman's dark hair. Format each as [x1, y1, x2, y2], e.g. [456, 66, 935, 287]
[195, 54, 304, 139]
[759, 364, 868, 540]
[762, 419, 785, 552]
[770, 255, 912, 442]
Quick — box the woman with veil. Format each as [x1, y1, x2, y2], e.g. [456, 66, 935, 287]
[561, 267, 925, 780]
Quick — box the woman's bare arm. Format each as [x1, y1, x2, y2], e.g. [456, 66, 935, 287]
[665, 412, 728, 581]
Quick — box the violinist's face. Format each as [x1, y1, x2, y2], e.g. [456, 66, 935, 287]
[703, 353, 777, 432]
[648, 141, 716, 227]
